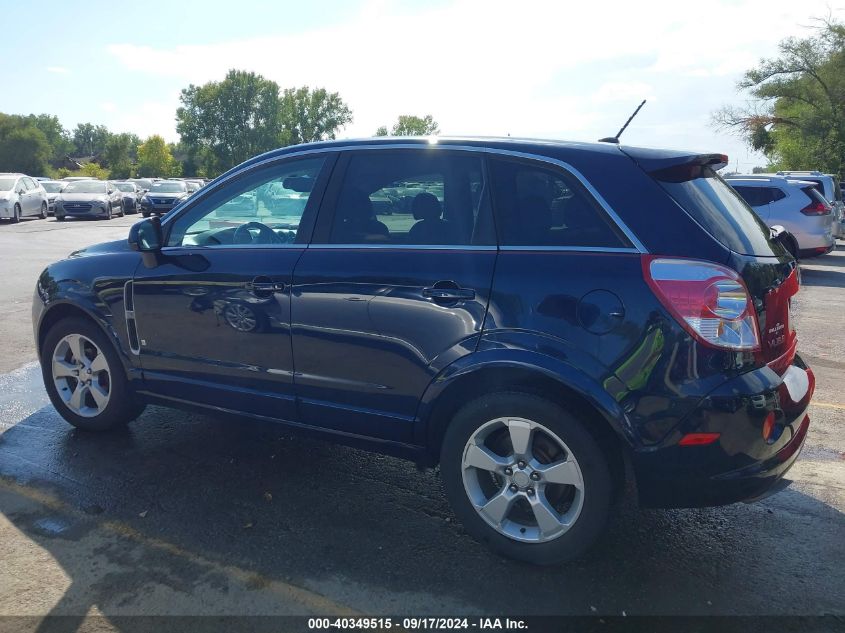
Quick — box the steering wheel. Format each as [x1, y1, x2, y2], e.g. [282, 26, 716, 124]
[232, 222, 282, 245]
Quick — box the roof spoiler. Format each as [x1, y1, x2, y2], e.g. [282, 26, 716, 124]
[619, 147, 729, 174]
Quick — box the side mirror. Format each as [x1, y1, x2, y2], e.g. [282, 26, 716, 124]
[129, 217, 163, 267]
[108, 188, 114, 194]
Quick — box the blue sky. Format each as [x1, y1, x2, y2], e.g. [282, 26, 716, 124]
[1, 0, 840, 171]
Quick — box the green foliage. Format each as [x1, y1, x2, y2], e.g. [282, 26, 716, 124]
[79, 163, 110, 180]
[72, 123, 111, 157]
[137, 135, 176, 177]
[55, 167, 74, 179]
[713, 18, 845, 173]
[177, 70, 353, 174]
[26, 114, 73, 161]
[103, 133, 139, 179]
[375, 114, 439, 137]
[0, 114, 52, 175]
[280, 86, 353, 145]
[177, 70, 285, 173]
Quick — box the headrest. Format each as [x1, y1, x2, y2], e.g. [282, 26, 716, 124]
[412, 192, 442, 221]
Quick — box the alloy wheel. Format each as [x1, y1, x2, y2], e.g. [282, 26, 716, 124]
[51, 333, 111, 418]
[461, 417, 585, 543]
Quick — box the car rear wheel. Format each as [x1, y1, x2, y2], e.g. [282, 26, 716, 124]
[41, 317, 145, 431]
[440, 392, 611, 564]
[12, 204, 21, 224]
[39, 202, 47, 219]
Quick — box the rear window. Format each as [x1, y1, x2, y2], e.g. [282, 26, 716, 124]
[651, 165, 777, 257]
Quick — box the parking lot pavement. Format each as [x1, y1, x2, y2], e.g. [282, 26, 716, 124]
[0, 214, 139, 374]
[0, 218, 843, 617]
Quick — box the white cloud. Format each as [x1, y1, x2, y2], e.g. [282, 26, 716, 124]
[100, 102, 117, 113]
[105, 0, 840, 150]
[46, 66, 69, 74]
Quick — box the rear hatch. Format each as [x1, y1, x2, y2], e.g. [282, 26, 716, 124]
[623, 149, 799, 374]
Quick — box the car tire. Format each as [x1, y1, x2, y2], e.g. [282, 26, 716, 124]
[440, 392, 612, 565]
[39, 202, 48, 219]
[120, 202, 126, 217]
[12, 204, 21, 224]
[106, 204, 113, 220]
[142, 211, 150, 218]
[56, 216, 66, 222]
[41, 317, 145, 431]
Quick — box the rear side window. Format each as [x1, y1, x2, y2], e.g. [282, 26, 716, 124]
[652, 165, 776, 256]
[488, 158, 630, 248]
[327, 150, 494, 246]
[730, 185, 785, 207]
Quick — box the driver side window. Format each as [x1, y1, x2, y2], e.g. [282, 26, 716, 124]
[167, 156, 326, 248]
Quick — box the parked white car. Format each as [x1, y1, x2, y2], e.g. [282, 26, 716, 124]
[725, 175, 835, 258]
[0, 173, 49, 222]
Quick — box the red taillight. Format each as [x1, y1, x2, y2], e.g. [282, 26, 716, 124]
[679, 432, 720, 446]
[643, 256, 761, 351]
[800, 201, 831, 215]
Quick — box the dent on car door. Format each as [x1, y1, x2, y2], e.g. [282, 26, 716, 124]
[130, 153, 334, 421]
[290, 148, 497, 442]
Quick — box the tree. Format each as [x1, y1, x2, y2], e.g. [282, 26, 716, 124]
[713, 18, 845, 172]
[279, 86, 352, 145]
[137, 135, 175, 177]
[103, 133, 139, 178]
[26, 114, 73, 162]
[375, 114, 439, 137]
[72, 123, 111, 157]
[0, 118, 51, 175]
[177, 69, 286, 173]
[79, 163, 110, 180]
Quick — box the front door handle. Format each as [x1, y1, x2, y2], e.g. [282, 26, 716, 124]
[422, 285, 475, 301]
[245, 277, 286, 296]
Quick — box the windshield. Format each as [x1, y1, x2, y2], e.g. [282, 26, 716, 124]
[150, 182, 186, 193]
[652, 165, 777, 257]
[42, 182, 63, 193]
[63, 181, 107, 194]
[0, 178, 17, 192]
[115, 183, 135, 192]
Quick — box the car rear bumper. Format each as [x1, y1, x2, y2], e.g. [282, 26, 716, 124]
[634, 355, 814, 508]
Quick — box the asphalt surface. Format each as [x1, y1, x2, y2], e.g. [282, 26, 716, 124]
[0, 214, 843, 620]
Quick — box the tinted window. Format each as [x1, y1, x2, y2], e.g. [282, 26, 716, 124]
[654, 166, 775, 257]
[42, 182, 63, 193]
[150, 181, 186, 193]
[327, 151, 493, 246]
[167, 156, 326, 247]
[63, 181, 107, 194]
[731, 185, 771, 207]
[489, 158, 629, 248]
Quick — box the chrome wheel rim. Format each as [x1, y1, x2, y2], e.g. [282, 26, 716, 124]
[461, 417, 585, 543]
[223, 304, 258, 332]
[52, 334, 111, 418]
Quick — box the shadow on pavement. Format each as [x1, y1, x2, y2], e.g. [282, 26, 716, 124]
[1, 399, 844, 629]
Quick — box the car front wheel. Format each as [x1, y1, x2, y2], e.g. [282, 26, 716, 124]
[39, 202, 48, 219]
[440, 392, 611, 565]
[41, 317, 145, 431]
[12, 203, 21, 223]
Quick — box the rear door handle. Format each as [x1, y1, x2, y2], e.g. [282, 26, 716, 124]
[422, 287, 475, 301]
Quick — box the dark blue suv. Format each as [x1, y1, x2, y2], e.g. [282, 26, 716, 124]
[32, 137, 814, 564]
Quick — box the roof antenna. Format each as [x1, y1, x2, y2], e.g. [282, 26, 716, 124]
[599, 99, 646, 144]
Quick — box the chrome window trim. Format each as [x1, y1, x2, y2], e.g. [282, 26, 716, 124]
[161, 143, 647, 254]
[306, 244, 497, 251]
[499, 245, 641, 253]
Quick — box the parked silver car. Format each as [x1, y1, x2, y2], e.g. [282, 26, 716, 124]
[54, 180, 125, 221]
[40, 180, 65, 215]
[726, 175, 835, 258]
[0, 173, 49, 222]
[776, 171, 844, 238]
